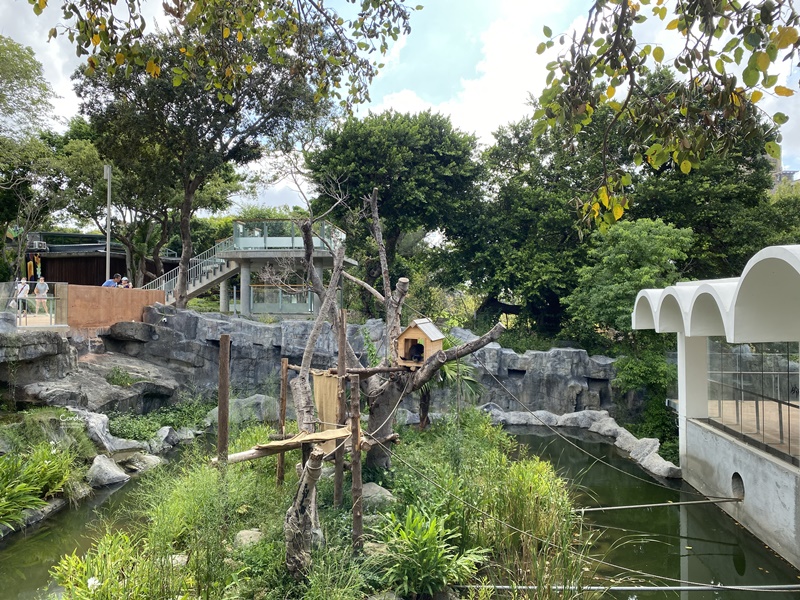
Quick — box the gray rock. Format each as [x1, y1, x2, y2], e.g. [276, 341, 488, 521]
[86, 455, 130, 487]
[171, 554, 189, 568]
[148, 426, 179, 454]
[639, 452, 682, 479]
[629, 437, 661, 463]
[205, 394, 285, 425]
[557, 410, 608, 429]
[503, 410, 559, 427]
[175, 427, 196, 442]
[234, 529, 264, 548]
[588, 417, 623, 438]
[119, 453, 163, 473]
[67, 408, 147, 453]
[362, 482, 396, 511]
[614, 429, 639, 453]
[478, 402, 507, 424]
[394, 408, 419, 426]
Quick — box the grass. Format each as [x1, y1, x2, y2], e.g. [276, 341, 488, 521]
[48, 411, 596, 600]
[105, 366, 145, 387]
[107, 396, 216, 441]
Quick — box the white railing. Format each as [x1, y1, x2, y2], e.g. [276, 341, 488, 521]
[142, 237, 234, 299]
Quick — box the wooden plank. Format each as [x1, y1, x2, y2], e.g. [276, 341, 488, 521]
[334, 309, 347, 508]
[211, 428, 352, 466]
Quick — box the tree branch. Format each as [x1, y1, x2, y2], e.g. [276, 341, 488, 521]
[411, 322, 506, 391]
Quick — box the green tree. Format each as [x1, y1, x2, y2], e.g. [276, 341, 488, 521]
[306, 110, 484, 317]
[0, 35, 53, 137]
[536, 1, 798, 226]
[33, 0, 415, 109]
[564, 219, 693, 403]
[75, 31, 322, 305]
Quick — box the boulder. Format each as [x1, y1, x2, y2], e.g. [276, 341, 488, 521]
[557, 410, 608, 429]
[119, 452, 163, 473]
[629, 437, 661, 463]
[234, 529, 264, 549]
[478, 402, 507, 424]
[148, 426, 179, 454]
[86, 455, 130, 487]
[204, 394, 287, 425]
[639, 452, 682, 479]
[588, 417, 624, 438]
[362, 482, 396, 511]
[67, 408, 147, 453]
[614, 429, 639, 453]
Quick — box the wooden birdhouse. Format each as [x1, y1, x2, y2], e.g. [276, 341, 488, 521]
[396, 318, 445, 369]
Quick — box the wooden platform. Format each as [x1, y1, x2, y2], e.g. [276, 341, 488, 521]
[253, 428, 351, 455]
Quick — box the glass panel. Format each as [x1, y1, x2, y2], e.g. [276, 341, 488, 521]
[707, 336, 800, 464]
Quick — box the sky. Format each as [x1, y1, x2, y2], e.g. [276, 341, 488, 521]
[2, 0, 799, 207]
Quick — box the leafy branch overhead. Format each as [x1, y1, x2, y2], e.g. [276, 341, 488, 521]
[536, 0, 799, 228]
[32, 0, 419, 107]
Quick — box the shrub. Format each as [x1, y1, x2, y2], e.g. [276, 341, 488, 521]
[105, 366, 143, 387]
[375, 505, 488, 599]
[108, 397, 215, 440]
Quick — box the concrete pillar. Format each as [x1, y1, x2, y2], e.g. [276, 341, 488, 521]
[240, 260, 251, 316]
[678, 333, 708, 461]
[220, 278, 230, 312]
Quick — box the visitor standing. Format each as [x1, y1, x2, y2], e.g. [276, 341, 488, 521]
[15, 278, 30, 314]
[102, 274, 122, 287]
[34, 277, 49, 315]
[119, 277, 132, 288]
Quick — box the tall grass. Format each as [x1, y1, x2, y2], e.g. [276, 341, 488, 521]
[390, 409, 597, 599]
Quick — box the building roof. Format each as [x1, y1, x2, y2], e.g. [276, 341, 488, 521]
[401, 318, 445, 341]
[631, 245, 800, 343]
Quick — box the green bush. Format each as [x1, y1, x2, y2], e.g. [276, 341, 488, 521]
[105, 366, 143, 387]
[0, 454, 47, 529]
[108, 397, 215, 441]
[375, 505, 487, 599]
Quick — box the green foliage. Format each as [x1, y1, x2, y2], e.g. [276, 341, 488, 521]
[535, 3, 796, 226]
[625, 394, 680, 465]
[105, 366, 143, 387]
[0, 34, 54, 137]
[307, 110, 484, 318]
[375, 505, 488, 598]
[565, 218, 693, 336]
[107, 397, 215, 441]
[361, 326, 381, 367]
[389, 409, 593, 594]
[0, 454, 47, 529]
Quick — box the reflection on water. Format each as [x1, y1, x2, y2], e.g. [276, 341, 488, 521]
[0, 479, 140, 599]
[513, 426, 800, 599]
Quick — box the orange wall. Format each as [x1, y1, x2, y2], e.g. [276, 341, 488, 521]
[67, 285, 165, 328]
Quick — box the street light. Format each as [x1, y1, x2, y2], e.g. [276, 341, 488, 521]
[103, 164, 111, 281]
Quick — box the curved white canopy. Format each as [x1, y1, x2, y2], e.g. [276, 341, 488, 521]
[631, 245, 800, 343]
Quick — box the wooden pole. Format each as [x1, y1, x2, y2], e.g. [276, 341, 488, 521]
[334, 309, 347, 508]
[277, 357, 288, 485]
[350, 374, 363, 551]
[217, 334, 231, 466]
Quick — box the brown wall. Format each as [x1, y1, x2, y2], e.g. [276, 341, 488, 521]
[67, 285, 165, 328]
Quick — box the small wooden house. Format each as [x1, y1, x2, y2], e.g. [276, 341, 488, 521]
[397, 318, 445, 369]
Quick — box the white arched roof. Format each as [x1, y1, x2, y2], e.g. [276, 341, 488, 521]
[631, 245, 800, 342]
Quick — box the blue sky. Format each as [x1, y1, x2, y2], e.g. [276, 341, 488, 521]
[2, 0, 799, 189]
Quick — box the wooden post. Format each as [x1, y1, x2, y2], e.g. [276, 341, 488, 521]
[334, 309, 347, 507]
[277, 357, 288, 485]
[217, 334, 231, 466]
[350, 374, 363, 551]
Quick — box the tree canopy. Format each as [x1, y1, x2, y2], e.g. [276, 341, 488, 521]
[305, 110, 484, 316]
[536, 0, 798, 228]
[0, 35, 54, 137]
[74, 30, 323, 305]
[33, 0, 416, 108]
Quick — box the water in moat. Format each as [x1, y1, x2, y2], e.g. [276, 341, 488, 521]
[3, 426, 800, 599]
[513, 426, 800, 599]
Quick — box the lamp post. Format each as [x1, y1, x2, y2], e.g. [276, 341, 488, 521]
[103, 165, 111, 281]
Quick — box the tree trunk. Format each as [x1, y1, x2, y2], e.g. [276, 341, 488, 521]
[365, 375, 408, 470]
[419, 387, 431, 430]
[284, 447, 325, 580]
[176, 182, 199, 308]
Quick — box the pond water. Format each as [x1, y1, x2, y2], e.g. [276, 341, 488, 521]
[3, 426, 800, 599]
[513, 426, 800, 599]
[0, 479, 141, 599]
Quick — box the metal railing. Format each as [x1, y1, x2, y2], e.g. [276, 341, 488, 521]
[2, 281, 68, 327]
[142, 237, 234, 299]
